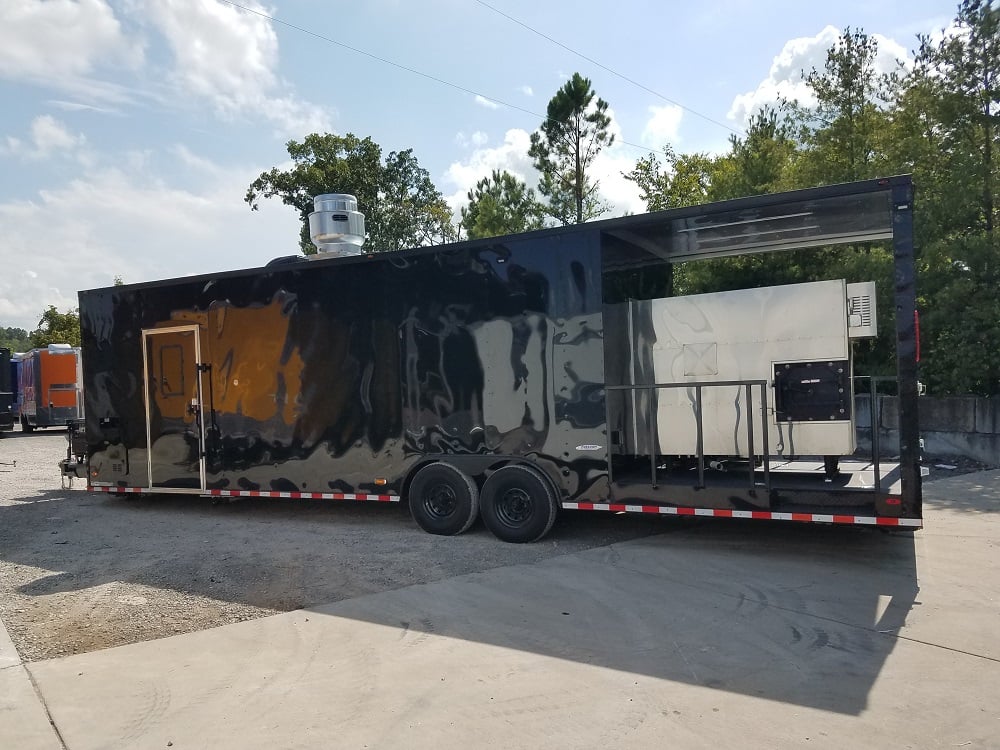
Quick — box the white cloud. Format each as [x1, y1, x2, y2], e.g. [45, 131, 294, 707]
[0, 0, 143, 84]
[590, 145, 644, 216]
[641, 104, 684, 147]
[443, 129, 536, 213]
[47, 99, 121, 115]
[519, 85, 534, 96]
[140, 0, 331, 136]
[0, 155, 303, 331]
[1, 115, 88, 160]
[31, 115, 85, 155]
[729, 25, 913, 124]
[474, 95, 501, 110]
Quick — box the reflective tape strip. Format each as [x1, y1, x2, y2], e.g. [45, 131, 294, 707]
[561, 502, 921, 528]
[88, 486, 399, 502]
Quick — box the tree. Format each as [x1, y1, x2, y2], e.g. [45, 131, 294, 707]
[460, 170, 545, 240]
[783, 27, 897, 186]
[30, 306, 80, 348]
[891, 0, 1000, 395]
[711, 106, 796, 200]
[529, 73, 614, 225]
[910, 0, 999, 236]
[623, 145, 716, 211]
[0, 327, 31, 352]
[246, 133, 454, 254]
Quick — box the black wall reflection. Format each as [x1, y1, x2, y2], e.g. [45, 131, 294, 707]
[80, 232, 609, 500]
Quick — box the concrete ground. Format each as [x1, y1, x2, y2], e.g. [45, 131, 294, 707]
[3, 470, 998, 750]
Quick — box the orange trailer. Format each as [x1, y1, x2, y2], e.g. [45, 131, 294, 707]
[15, 345, 83, 431]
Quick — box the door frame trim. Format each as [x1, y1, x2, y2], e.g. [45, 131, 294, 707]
[142, 324, 206, 491]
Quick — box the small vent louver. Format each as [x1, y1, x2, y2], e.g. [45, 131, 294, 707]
[846, 281, 877, 339]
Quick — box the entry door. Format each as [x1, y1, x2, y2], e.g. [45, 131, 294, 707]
[143, 326, 205, 490]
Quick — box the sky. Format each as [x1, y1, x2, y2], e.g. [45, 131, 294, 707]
[0, 0, 960, 332]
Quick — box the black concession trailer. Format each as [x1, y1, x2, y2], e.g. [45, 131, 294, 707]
[70, 177, 922, 542]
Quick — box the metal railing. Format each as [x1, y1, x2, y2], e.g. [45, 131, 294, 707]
[606, 379, 770, 491]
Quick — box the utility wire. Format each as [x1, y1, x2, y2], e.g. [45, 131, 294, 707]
[474, 0, 743, 136]
[215, 0, 671, 156]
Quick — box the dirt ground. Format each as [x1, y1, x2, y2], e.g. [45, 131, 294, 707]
[0, 428, 673, 663]
[2, 428, 991, 664]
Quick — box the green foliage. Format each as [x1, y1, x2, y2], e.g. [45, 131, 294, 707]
[460, 170, 545, 240]
[623, 146, 716, 211]
[0, 326, 31, 352]
[529, 73, 614, 225]
[30, 306, 80, 348]
[782, 27, 898, 186]
[907, 0, 999, 238]
[711, 106, 796, 199]
[246, 133, 454, 254]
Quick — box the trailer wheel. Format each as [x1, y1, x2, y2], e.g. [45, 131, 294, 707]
[480, 464, 558, 543]
[408, 462, 479, 536]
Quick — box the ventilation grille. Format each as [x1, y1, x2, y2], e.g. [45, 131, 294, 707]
[846, 281, 877, 338]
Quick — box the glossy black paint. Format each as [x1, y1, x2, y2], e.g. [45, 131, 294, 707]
[80, 232, 610, 501]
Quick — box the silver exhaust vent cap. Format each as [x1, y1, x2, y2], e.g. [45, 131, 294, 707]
[308, 193, 366, 257]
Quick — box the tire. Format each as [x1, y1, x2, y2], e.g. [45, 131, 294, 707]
[408, 462, 479, 536]
[480, 464, 558, 543]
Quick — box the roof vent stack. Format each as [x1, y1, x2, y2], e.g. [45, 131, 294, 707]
[308, 194, 365, 257]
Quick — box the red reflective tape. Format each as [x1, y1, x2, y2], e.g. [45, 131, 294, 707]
[751, 511, 771, 520]
[642, 505, 661, 514]
[676, 507, 696, 516]
[714, 509, 733, 518]
[791, 513, 813, 522]
[832, 515, 856, 524]
[875, 517, 901, 526]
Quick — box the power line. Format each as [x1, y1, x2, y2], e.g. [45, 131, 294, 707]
[474, 0, 743, 137]
[214, 0, 672, 156]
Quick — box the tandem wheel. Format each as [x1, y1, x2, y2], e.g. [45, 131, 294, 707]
[408, 462, 479, 536]
[480, 464, 558, 543]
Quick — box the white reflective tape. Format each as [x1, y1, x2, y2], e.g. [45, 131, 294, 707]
[624, 504, 645, 513]
[731, 510, 753, 519]
[771, 512, 793, 521]
[694, 508, 715, 517]
[812, 514, 834, 523]
[854, 517, 877, 525]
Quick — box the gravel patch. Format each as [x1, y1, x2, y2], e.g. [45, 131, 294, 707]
[0, 428, 667, 662]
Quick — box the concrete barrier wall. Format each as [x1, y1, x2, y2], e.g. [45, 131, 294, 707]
[855, 394, 1000, 464]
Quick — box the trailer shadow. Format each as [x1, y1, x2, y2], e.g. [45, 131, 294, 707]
[305, 518, 919, 716]
[0, 482, 922, 715]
